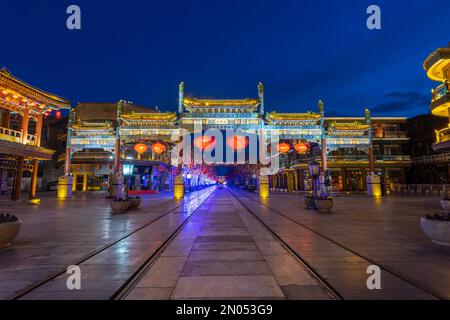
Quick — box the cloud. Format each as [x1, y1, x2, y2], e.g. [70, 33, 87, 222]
[371, 92, 428, 114]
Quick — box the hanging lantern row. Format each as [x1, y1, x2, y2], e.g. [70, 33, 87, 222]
[43, 110, 62, 119]
[227, 135, 248, 151]
[151, 142, 167, 155]
[277, 143, 291, 154]
[193, 135, 249, 151]
[277, 142, 310, 154]
[134, 143, 148, 155]
[294, 142, 310, 154]
[133, 142, 167, 155]
[194, 135, 216, 150]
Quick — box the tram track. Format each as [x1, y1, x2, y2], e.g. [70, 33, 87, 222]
[9, 188, 215, 300]
[228, 188, 446, 300]
[227, 188, 342, 300]
[115, 187, 341, 300]
[111, 189, 215, 300]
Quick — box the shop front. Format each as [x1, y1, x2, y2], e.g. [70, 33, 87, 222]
[122, 160, 174, 194]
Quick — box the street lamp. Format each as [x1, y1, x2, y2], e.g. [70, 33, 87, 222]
[308, 161, 320, 178]
[308, 161, 321, 200]
[186, 173, 192, 192]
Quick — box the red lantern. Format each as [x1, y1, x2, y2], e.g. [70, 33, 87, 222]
[55, 111, 62, 119]
[294, 142, 310, 154]
[134, 143, 148, 155]
[194, 135, 216, 150]
[151, 142, 167, 155]
[277, 143, 291, 154]
[227, 136, 248, 150]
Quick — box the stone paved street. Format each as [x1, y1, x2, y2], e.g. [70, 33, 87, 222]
[0, 189, 214, 299]
[125, 189, 329, 300]
[1, 188, 450, 300]
[230, 189, 450, 299]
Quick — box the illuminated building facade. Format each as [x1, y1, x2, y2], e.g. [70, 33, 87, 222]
[63, 82, 410, 195]
[406, 115, 450, 184]
[424, 44, 450, 152]
[65, 102, 175, 194]
[0, 67, 70, 200]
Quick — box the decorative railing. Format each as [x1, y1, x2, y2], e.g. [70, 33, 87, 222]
[435, 126, 450, 144]
[392, 184, 450, 196]
[0, 126, 37, 146]
[326, 155, 410, 162]
[432, 83, 449, 102]
[0, 126, 22, 143]
[381, 131, 408, 139]
[412, 153, 450, 165]
[26, 134, 37, 146]
[288, 155, 410, 167]
[72, 151, 113, 160]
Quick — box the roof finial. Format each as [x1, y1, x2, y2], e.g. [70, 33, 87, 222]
[258, 82, 264, 115]
[365, 108, 371, 123]
[318, 100, 324, 114]
[179, 82, 185, 114]
[0, 67, 11, 75]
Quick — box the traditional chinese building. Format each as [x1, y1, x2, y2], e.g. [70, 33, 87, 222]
[273, 115, 410, 193]
[0, 67, 70, 200]
[424, 44, 450, 152]
[61, 82, 410, 196]
[64, 101, 176, 194]
[406, 114, 450, 184]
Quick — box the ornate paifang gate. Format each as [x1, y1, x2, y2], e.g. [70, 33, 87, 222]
[64, 82, 379, 198]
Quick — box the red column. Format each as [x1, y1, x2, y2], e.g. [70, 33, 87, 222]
[321, 138, 327, 171]
[35, 113, 43, 147]
[2, 109, 10, 128]
[21, 109, 30, 144]
[13, 156, 24, 201]
[114, 138, 121, 174]
[29, 158, 38, 199]
[64, 147, 71, 175]
[368, 146, 375, 174]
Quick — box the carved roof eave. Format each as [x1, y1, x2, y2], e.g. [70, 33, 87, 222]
[326, 131, 369, 137]
[183, 97, 260, 109]
[71, 121, 114, 132]
[329, 122, 370, 131]
[121, 123, 177, 128]
[266, 112, 321, 122]
[0, 68, 70, 109]
[120, 112, 177, 121]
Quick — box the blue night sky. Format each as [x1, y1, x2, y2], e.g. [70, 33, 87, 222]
[1, 0, 449, 117]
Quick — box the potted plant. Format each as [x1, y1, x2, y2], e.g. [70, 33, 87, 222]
[304, 194, 315, 209]
[314, 193, 334, 213]
[111, 198, 130, 214]
[0, 214, 22, 248]
[420, 214, 450, 246]
[440, 196, 450, 212]
[128, 196, 141, 209]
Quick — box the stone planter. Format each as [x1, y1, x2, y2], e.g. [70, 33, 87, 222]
[304, 196, 315, 209]
[420, 218, 450, 246]
[440, 200, 450, 212]
[129, 197, 141, 210]
[315, 199, 334, 213]
[111, 200, 130, 214]
[0, 221, 22, 248]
